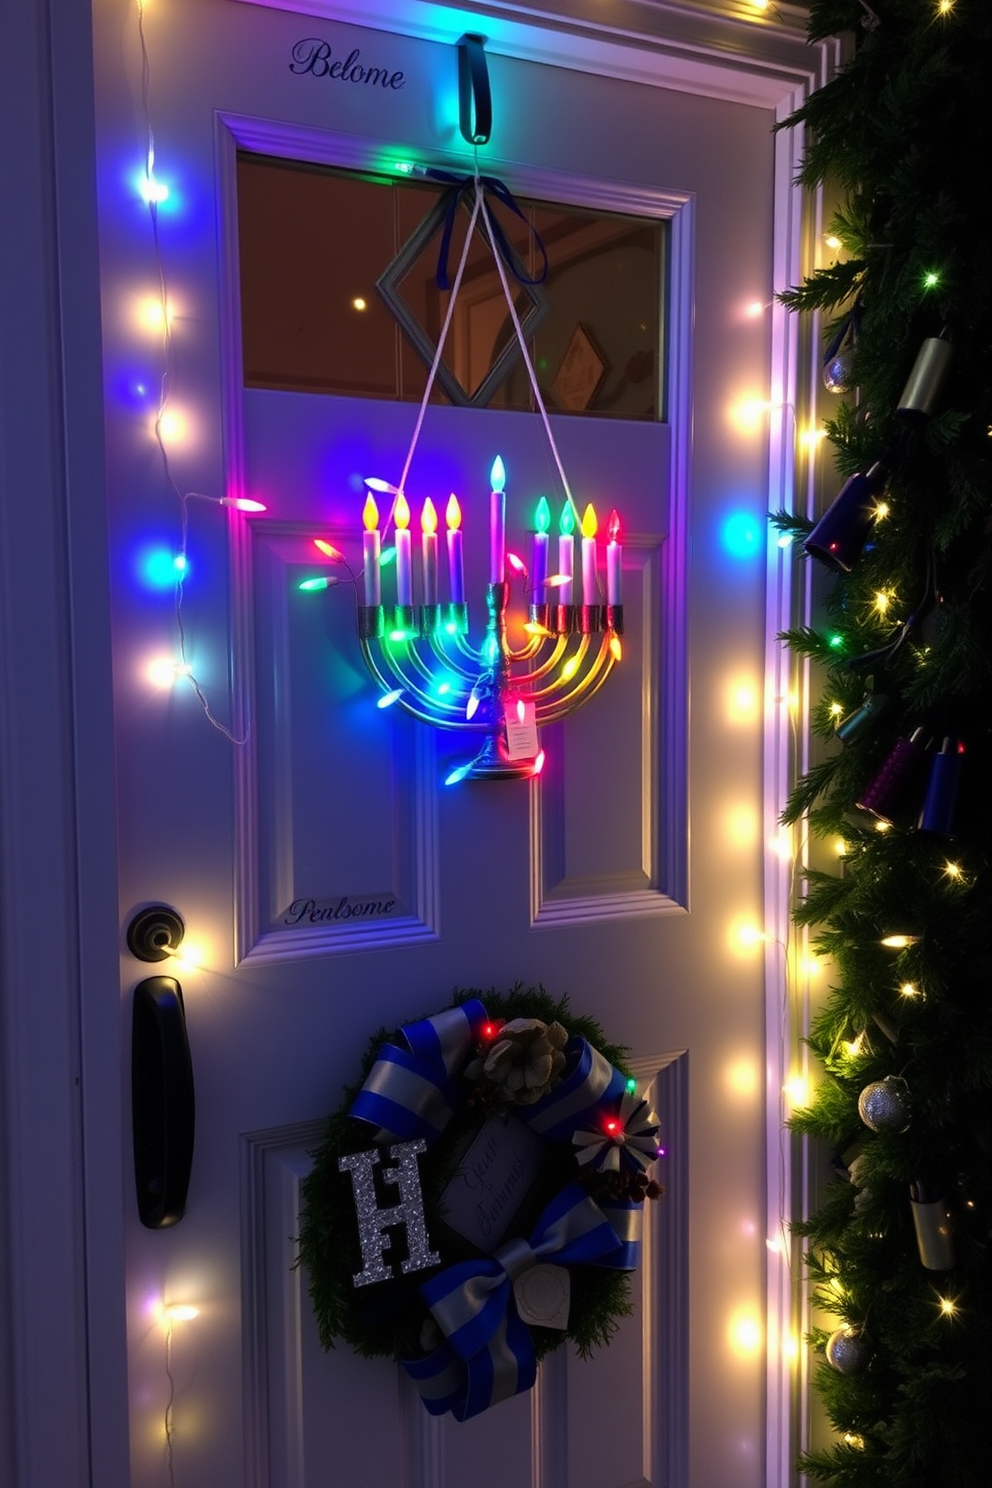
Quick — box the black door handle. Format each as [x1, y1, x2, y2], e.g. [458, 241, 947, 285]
[132, 976, 195, 1228]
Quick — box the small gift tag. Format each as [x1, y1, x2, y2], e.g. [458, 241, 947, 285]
[440, 1116, 547, 1253]
[513, 1264, 570, 1330]
[504, 700, 539, 761]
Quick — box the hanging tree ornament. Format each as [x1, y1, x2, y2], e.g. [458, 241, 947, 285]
[822, 303, 860, 394]
[835, 687, 892, 743]
[909, 1179, 956, 1272]
[897, 331, 954, 420]
[826, 1326, 872, 1375]
[804, 460, 890, 573]
[917, 736, 965, 836]
[858, 1075, 911, 1133]
[856, 726, 927, 825]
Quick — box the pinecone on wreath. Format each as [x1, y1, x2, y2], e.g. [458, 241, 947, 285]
[466, 1017, 568, 1106]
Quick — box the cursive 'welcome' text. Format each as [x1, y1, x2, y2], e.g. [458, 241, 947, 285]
[289, 38, 406, 90]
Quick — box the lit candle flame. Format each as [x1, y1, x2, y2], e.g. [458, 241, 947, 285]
[581, 503, 598, 539]
[395, 492, 410, 529]
[362, 495, 379, 531]
[446, 493, 462, 530]
[421, 496, 437, 534]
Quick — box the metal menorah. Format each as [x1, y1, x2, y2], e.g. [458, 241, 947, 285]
[306, 459, 625, 782]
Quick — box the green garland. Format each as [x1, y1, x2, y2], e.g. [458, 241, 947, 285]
[776, 2, 991, 1484]
[298, 985, 644, 1368]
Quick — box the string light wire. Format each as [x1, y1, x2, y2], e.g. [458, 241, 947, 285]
[135, 0, 249, 744]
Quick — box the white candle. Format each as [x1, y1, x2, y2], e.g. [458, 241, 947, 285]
[532, 494, 550, 599]
[580, 503, 598, 605]
[490, 455, 506, 584]
[362, 493, 381, 607]
[557, 505, 574, 605]
[421, 497, 438, 606]
[446, 494, 464, 604]
[606, 508, 622, 605]
[394, 491, 412, 606]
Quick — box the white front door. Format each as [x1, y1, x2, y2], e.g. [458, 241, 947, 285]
[92, 2, 815, 1484]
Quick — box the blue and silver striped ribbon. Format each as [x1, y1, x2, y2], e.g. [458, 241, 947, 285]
[520, 1037, 628, 1142]
[349, 999, 488, 1146]
[401, 1308, 535, 1421]
[421, 1183, 625, 1364]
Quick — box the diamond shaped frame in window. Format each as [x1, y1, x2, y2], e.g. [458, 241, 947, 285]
[376, 187, 550, 409]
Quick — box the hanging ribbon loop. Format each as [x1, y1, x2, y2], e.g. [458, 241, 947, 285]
[420, 168, 548, 291]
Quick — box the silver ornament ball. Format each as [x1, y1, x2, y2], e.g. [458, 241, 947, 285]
[826, 1326, 871, 1375]
[823, 347, 854, 394]
[858, 1075, 911, 1133]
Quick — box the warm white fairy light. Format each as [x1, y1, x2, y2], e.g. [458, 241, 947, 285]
[784, 1074, 810, 1109]
[900, 982, 920, 998]
[728, 1311, 763, 1356]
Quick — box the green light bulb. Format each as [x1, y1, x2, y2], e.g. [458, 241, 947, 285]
[559, 502, 575, 536]
[535, 495, 551, 534]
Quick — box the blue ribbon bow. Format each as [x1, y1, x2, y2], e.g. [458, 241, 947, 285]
[419, 168, 549, 291]
[402, 1182, 633, 1419]
[349, 999, 487, 1146]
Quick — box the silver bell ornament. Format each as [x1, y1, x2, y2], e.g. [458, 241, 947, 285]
[826, 1326, 871, 1375]
[858, 1075, 911, 1133]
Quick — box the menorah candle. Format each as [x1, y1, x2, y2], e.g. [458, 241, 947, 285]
[490, 455, 506, 583]
[581, 503, 598, 604]
[531, 495, 550, 597]
[394, 491, 412, 605]
[606, 509, 622, 605]
[420, 497, 438, 606]
[362, 493, 381, 607]
[558, 502, 575, 604]
[446, 494, 464, 604]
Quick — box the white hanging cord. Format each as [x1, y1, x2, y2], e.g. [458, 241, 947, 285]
[393, 184, 484, 511]
[476, 182, 579, 525]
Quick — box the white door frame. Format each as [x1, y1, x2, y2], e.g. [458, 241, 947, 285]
[0, 3, 837, 1484]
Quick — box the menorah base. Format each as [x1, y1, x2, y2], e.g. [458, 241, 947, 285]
[465, 734, 538, 781]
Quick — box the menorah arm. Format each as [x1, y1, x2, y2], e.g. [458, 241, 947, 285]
[514, 633, 568, 684]
[533, 635, 618, 726]
[394, 635, 476, 715]
[358, 639, 491, 731]
[427, 631, 483, 682]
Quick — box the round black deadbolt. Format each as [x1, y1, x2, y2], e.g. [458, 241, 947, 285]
[127, 905, 185, 962]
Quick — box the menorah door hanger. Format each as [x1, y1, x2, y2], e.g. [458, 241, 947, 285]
[302, 39, 625, 783]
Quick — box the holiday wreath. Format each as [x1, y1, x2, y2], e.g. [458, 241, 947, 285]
[298, 985, 664, 1421]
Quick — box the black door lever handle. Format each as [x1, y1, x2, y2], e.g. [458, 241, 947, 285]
[132, 976, 195, 1228]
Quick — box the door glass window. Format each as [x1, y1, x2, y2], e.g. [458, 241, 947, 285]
[237, 151, 665, 419]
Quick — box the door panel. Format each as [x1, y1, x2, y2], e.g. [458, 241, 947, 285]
[97, 2, 777, 1484]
